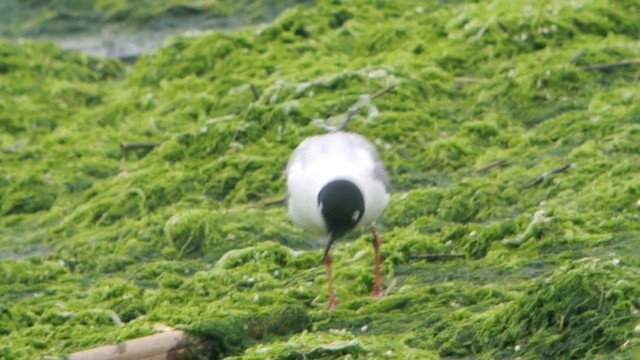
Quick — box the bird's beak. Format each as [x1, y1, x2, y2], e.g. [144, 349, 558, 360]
[323, 232, 336, 260]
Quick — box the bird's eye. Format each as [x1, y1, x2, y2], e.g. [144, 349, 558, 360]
[351, 210, 361, 223]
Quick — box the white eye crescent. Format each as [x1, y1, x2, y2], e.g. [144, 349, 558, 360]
[352, 210, 361, 223]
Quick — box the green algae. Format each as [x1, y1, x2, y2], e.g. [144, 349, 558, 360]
[188, 305, 312, 359]
[1, 0, 640, 359]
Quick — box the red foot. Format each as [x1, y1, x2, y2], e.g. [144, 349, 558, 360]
[327, 298, 338, 311]
[371, 286, 384, 298]
[371, 226, 384, 298]
[325, 253, 338, 311]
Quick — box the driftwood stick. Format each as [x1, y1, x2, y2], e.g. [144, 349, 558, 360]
[523, 163, 574, 189]
[68, 330, 200, 360]
[120, 142, 159, 151]
[410, 254, 465, 261]
[581, 58, 640, 71]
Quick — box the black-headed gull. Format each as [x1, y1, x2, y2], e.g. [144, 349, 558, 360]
[286, 131, 390, 310]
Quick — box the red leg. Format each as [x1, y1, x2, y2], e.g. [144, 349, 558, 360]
[371, 226, 384, 297]
[324, 254, 338, 311]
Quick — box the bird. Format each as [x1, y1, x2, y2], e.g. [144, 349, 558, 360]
[286, 131, 391, 310]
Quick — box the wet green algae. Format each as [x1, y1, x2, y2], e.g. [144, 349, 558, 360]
[1, 0, 640, 358]
[0, 0, 312, 38]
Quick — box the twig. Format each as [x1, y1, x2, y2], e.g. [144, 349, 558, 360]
[474, 159, 508, 174]
[337, 84, 395, 131]
[581, 58, 640, 71]
[120, 142, 159, 150]
[370, 84, 396, 100]
[315, 84, 396, 132]
[335, 99, 367, 132]
[250, 84, 260, 101]
[410, 254, 465, 261]
[523, 163, 574, 189]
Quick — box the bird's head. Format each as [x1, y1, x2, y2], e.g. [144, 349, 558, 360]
[317, 179, 364, 258]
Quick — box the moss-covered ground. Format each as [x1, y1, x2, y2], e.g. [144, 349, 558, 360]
[1, 0, 639, 359]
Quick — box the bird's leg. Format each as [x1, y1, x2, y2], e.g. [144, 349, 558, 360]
[324, 254, 338, 311]
[371, 226, 384, 297]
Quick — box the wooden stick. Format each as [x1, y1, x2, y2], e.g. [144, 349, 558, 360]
[523, 163, 573, 189]
[68, 330, 199, 360]
[410, 254, 465, 261]
[581, 58, 640, 71]
[120, 142, 159, 151]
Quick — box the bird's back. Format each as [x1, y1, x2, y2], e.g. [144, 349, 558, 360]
[286, 132, 390, 234]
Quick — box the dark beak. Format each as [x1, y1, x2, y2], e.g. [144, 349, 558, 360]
[323, 232, 337, 259]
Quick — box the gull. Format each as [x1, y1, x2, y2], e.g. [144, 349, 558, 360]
[286, 131, 390, 310]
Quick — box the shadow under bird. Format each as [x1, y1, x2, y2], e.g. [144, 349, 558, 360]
[286, 131, 391, 310]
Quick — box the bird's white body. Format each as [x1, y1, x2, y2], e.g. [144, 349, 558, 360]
[286, 132, 390, 235]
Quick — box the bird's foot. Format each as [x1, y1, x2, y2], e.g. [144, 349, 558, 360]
[371, 287, 384, 298]
[327, 298, 338, 311]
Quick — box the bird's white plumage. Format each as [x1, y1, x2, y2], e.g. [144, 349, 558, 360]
[286, 132, 390, 235]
